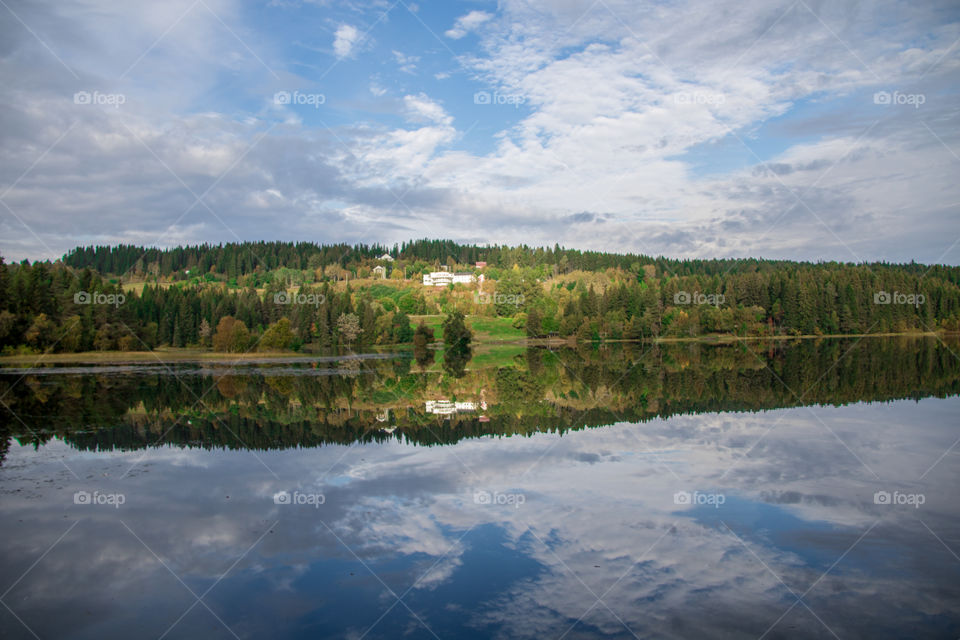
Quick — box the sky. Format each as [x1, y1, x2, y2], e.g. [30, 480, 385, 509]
[0, 0, 958, 264]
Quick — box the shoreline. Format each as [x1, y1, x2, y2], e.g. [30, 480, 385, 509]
[0, 331, 951, 365]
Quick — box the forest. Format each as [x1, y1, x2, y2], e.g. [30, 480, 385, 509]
[1, 239, 959, 355]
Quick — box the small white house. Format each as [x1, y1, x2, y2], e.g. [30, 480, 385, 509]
[378, 253, 395, 262]
[372, 265, 387, 279]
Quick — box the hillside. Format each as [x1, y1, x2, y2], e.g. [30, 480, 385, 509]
[1, 240, 959, 356]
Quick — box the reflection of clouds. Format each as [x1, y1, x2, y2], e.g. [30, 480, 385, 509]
[0, 398, 957, 637]
[409, 553, 462, 591]
[126, 444, 215, 469]
[341, 497, 463, 560]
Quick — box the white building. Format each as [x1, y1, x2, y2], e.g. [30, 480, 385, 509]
[378, 253, 394, 262]
[422, 270, 477, 286]
[372, 265, 386, 279]
[425, 400, 485, 416]
[423, 270, 452, 286]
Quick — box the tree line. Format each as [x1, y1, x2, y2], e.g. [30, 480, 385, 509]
[513, 262, 960, 339]
[0, 257, 422, 353]
[61, 239, 960, 286]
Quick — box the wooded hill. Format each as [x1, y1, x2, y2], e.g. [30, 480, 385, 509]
[1, 239, 958, 355]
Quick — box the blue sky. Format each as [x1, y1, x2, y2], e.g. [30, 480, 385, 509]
[0, 0, 958, 263]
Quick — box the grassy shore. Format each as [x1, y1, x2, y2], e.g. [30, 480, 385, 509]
[0, 349, 330, 365]
[0, 329, 949, 365]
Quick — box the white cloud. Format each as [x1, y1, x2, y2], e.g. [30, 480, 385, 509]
[0, 0, 958, 263]
[402, 93, 451, 126]
[332, 23, 360, 58]
[391, 49, 419, 74]
[444, 10, 492, 39]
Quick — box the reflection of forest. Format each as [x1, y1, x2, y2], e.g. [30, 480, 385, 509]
[1, 336, 958, 461]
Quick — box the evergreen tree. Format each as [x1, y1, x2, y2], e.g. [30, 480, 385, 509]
[442, 311, 472, 349]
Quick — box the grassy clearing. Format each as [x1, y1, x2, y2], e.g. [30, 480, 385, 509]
[468, 316, 525, 341]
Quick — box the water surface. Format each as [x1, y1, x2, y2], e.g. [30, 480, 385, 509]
[1, 338, 958, 639]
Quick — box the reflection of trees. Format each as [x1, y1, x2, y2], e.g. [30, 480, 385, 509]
[216, 375, 244, 399]
[1, 337, 958, 457]
[414, 344, 435, 370]
[442, 346, 472, 378]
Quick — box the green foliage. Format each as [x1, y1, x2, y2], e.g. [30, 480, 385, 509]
[442, 311, 473, 349]
[526, 308, 542, 337]
[260, 317, 295, 351]
[212, 316, 250, 352]
[413, 321, 435, 350]
[397, 292, 427, 314]
[441, 311, 473, 376]
[493, 269, 539, 316]
[391, 311, 414, 343]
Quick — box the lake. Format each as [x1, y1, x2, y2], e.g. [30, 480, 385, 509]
[1, 337, 958, 639]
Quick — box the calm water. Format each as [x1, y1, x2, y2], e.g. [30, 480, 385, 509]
[1, 338, 958, 639]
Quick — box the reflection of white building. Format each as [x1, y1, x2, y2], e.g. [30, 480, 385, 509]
[422, 270, 477, 286]
[425, 400, 488, 415]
